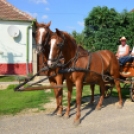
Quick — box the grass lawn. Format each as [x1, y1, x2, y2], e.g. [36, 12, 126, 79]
[0, 85, 54, 115]
[0, 76, 25, 82]
[63, 84, 130, 106]
[0, 84, 131, 115]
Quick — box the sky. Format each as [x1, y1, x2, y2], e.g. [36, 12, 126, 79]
[7, 0, 134, 33]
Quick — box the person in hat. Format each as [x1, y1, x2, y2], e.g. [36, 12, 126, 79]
[116, 36, 133, 65]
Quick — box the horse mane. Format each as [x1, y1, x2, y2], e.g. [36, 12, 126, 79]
[78, 45, 85, 50]
[62, 32, 88, 56]
[62, 31, 77, 45]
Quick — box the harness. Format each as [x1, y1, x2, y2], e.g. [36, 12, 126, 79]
[14, 32, 128, 91]
[47, 34, 112, 83]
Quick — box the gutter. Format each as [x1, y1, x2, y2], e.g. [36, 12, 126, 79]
[26, 20, 36, 76]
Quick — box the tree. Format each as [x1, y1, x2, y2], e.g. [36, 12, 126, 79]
[83, 6, 134, 52]
[71, 30, 85, 47]
[83, 6, 120, 52]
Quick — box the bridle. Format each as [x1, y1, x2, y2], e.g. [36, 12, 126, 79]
[36, 29, 50, 54]
[47, 34, 65, 68]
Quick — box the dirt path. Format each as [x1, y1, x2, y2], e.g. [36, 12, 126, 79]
[0, 96, 134, 134]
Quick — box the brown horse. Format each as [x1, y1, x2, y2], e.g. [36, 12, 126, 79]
[33, 22, 64, 116]
[33, 22, 96, 115]
[47, 29, 123, 125]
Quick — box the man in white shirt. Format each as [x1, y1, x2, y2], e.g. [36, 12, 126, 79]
[116, 36, 133, 65]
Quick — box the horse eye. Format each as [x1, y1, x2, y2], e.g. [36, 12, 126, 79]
[57, 43, 62, 47]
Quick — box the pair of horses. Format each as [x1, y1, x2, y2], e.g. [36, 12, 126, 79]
[33, 22, 95, 116]
[33, 21, 122, 125]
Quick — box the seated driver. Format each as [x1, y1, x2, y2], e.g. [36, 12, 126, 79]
[116, 36, 133, 65]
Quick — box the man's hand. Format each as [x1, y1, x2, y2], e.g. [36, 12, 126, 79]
[115, 53, 119, 59]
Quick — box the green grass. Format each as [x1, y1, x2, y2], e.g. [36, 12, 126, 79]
[112, 84, 130, 98]
[62, 85, 101, 106]
[0, 85, 54, 115]
[63, 84, 131, 106]
[0, 76, 25, 82]
[0, 84, 131, 115]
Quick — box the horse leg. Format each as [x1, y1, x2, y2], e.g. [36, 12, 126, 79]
[56, 78, 63, 117]
[74, 80, 83, 126]
[89, 84, 95, 104]
[110, 63, 123, 107]
[50, 81, 59, 113]
[95, 81, 105, 110]
[114, 79, 123, 108]
[64, 79, 73, 118]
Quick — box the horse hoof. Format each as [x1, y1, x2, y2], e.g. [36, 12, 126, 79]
[73, 120, 81, 126]
[95, 106, 101, 110]
[115, 102, 123, 109]
[117, 104, 123, 109]
[63, 115, 69, 119]
[57, 113, 62, 117]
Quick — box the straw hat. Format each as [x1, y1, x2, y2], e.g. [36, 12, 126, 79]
[120, 36, 126, 41]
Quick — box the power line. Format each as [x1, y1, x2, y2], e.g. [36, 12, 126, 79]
[27, 12, 87, 15]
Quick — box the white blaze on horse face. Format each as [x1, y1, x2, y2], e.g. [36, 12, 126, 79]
[38, 28, 45, 44]
[48, 39, 56, 65]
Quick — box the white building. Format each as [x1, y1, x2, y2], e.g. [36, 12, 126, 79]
[0, 0, 36, 75]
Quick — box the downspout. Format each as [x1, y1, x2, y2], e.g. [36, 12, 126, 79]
[26, 20, 36, 76]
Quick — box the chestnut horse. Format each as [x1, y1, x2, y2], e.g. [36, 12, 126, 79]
[33, 22, 96, 116]
[47, 29, 123, 125]
[33, 22, 64, 116]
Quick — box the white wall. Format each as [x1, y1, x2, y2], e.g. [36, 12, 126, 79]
[0, 20, 33, 64]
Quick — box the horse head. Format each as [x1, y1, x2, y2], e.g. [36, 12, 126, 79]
[33, 21, 51, 54]
[47, 29, 65, 67]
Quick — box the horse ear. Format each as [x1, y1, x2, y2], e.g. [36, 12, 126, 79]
[56, 28, 65, 39]
[56, 28, 64, 38]
[46, 21, 51, 27]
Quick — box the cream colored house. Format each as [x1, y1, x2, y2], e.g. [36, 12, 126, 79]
[0, 0, 37, 75]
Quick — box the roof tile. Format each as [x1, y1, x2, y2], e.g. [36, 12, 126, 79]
[0, 0, 35, 21]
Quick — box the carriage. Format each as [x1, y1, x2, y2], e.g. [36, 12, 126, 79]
[103, 61, 134, 102]
[13, 21, 134, 102]
[14, 22, 134, 125]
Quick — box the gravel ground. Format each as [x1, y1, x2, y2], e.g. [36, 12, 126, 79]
[0, 96, 134, 134]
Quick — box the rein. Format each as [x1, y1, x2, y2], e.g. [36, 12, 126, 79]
[14, 66, 50, 91]
[44, 31, 50, 47]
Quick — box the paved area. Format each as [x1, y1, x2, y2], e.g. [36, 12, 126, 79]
[0, 97, 134, 134]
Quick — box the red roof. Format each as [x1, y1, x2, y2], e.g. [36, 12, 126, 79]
[0, 0, 35, 21]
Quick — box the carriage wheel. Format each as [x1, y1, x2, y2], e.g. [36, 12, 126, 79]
[130, 84, 134, 102]
[104, 85, 113, 98]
